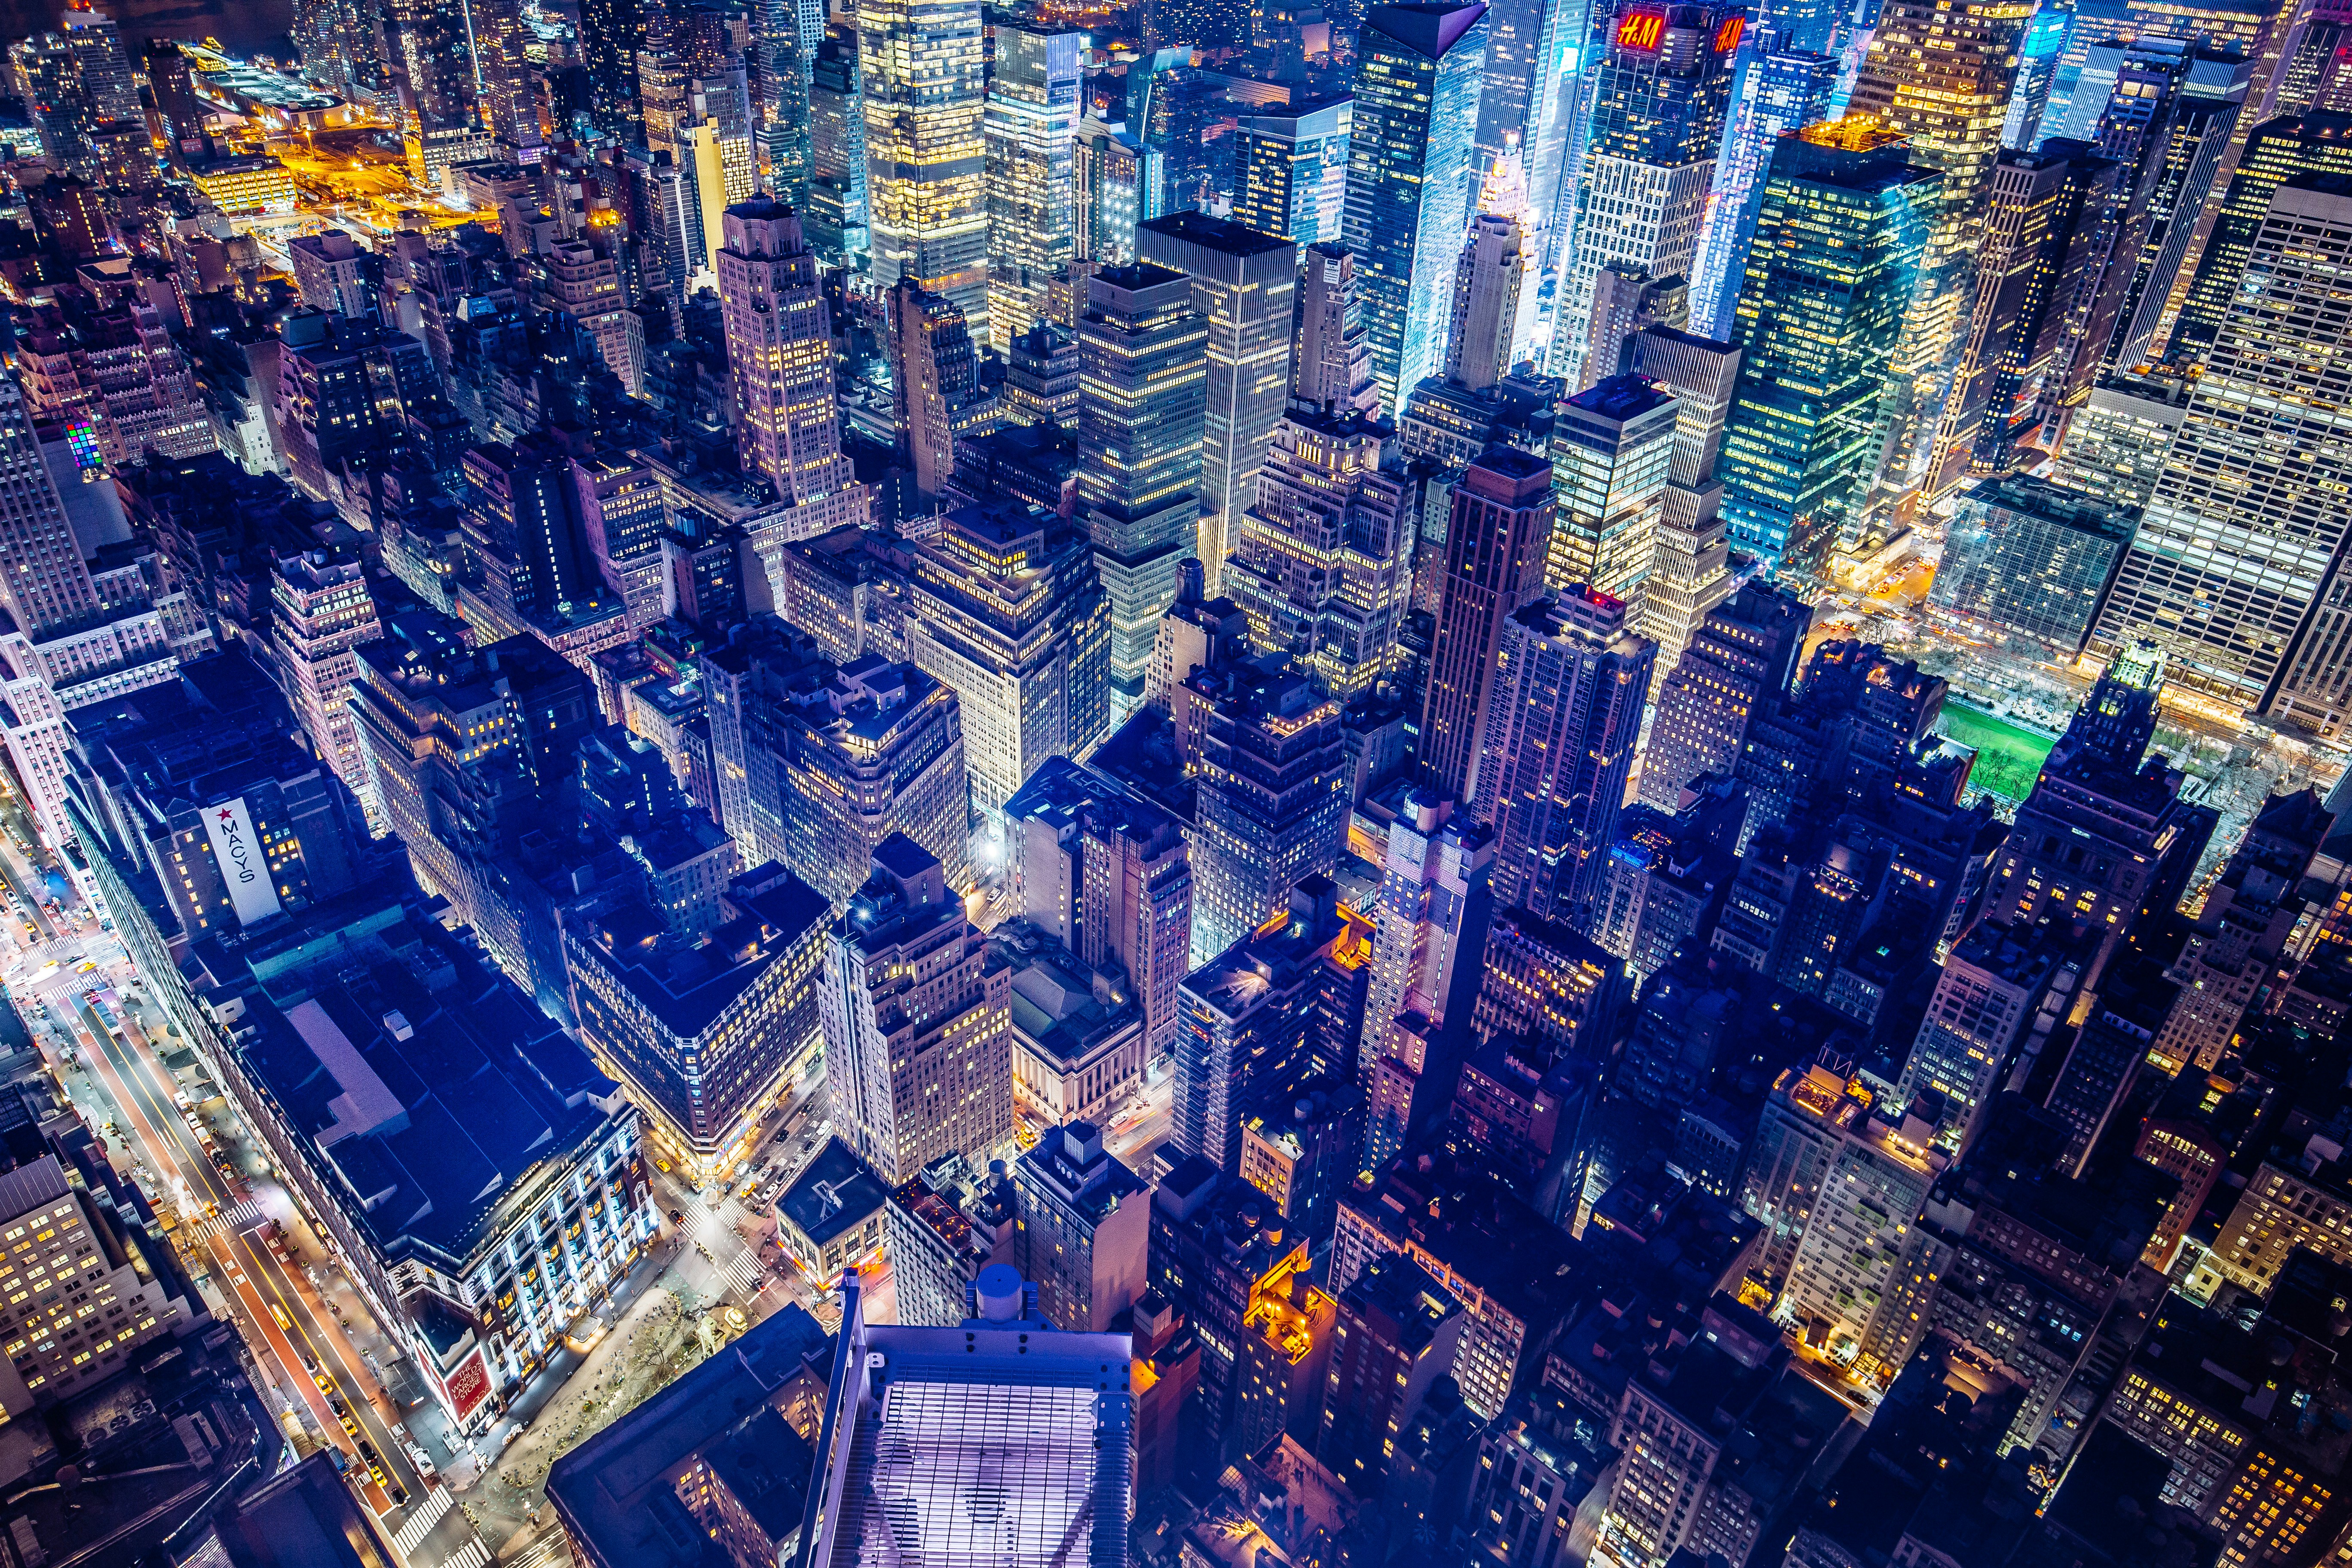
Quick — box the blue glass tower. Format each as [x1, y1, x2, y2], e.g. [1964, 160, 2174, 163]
[1344, 1, 1493, 414]
[1690, 36, 1838, 337]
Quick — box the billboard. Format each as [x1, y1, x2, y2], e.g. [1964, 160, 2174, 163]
[201, 796, 282, 926]
[444, 1345, 493, 1424]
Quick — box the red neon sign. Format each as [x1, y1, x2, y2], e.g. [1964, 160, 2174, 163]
[1715, 14, 1746, 51]
[1617, 9, 1666, 49]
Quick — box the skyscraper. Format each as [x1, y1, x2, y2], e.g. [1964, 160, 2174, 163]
[1638, 579, 1810, 809]
[1690, 42, 1839, 337]
[1446, 214, 1527, 389]
[984, 24, 1084, 348]
[808, 33, 870, 264]
[1546, 374, 1680, 608]
[1551, 0, 1746, 391]
[907, 502, 1112, 818]
[1189, 662, 1349, 965]
[2004, 0, 2073, 147]
[1925, 140, 2122, 496]
[1846, 0, 2035, 489]
[1361, 789, 1495, 1172]
[890, 279, 990, 498]
[1137, 213, 1298, 588]
[1076, 263, 1210, 723]
[1223, 407, 1420, 697]
[581, 0, 650, 142]
[821, 836, 1011, 1185]
[860, 0, 990, 332]
[715, 199, 861, 518]
[1930, 474, 2137, 652]
[1345, 2, 1492, 413]
[1417, 446, 1555, 805]
[2166, 112, 2352, 370]
[2098, 175, 2352, 727]
[1232, 96, 1356, 246]
[1294, 242, 1382, 415]
[1484, 589, 1657, 925]
[1628, 325, 1741, 671]
[1717, 119, 1939, 576]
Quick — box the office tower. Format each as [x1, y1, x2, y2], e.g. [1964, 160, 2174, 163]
[1546, 374, 1679, 607]
[2169, 112, 2352, 371]
[1629, 325, 1740, 669]
[1137, 215, 1298, 591]
[1639, 583, 1807, 809]
[2049, 368, 2191, 506]
[1738, 1060, 1951, 1369]
[714, 199, 860, 519]
[1003, 756, 1192, 1052]
[1188, 663, 1348, 963]
[1232, 97, 1356, 246]
[1694, 48, 1841, 336]
[1076, 263, 1210, 723]
[985, 24, 1084, 348]
[1295, 242, 1382, 415]
[1552, 0, 1744, 391]
[1315, 1255, 1466, 1492]
[1476, 0, 1552, 173]
[1930, 475, 2136, 651]
[384, 0, 492, 146]
[907, 501, 1111, 818]
[1012, 1121, 1150, 1332]
[1718, 120, 1940, 576]
[1895, 920, 2077, 1152]
[821, 837, 1009, 1184]
[775, 657, 970, 906]
[1361, 790, 1494, 1172]
[1346, 2, 1492, 413]
[756, 0, 816, 211]
[808, 34, 870, 263]
[289, 231, 374, 321]
[2006, 0, 2075, 147]
[567, 863, 830, 1184]
[1075, 119, 1166, 265]
[542, 240, 645, 395]
[1446, 214, 1527, 389]
[1417, 447, 1555, 805]
[1223, 409, 1419, 698]
[1847, 0, 2035, 490]
[1927, 142, 2120, 495]
[2063, 45, 2251, 400]
[1484, 590, 1657, 925]
[582, 0, 650, 140]
[2095, 177, 2352, 723]
[270, 554, 383, 796]
[798, 1266, 1134, 1562]
[1173, 879, 1373, 1170]
[891, 280, 993, 498]
[860, 0, 989, 332]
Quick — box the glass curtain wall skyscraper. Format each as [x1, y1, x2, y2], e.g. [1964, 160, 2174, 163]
[1690, 39, 1837, 337]
[1717, 119, 1939, 577]
[985, 24, 1084, 349]
[1845, 0, 2034, 492]
[1344, 1, 1492, 415]
[1550, 0, 1746, 390]
[861, 0, 990, 335]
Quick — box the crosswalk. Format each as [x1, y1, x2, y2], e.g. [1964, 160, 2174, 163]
[438, 1534, 492, 1568]
[717, 1246, 762, 1295]
[183, 1198, 266, 1245]
[390, 1483, 454, 1554]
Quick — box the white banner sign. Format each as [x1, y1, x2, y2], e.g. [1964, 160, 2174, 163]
[202, 796, 282, 926]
